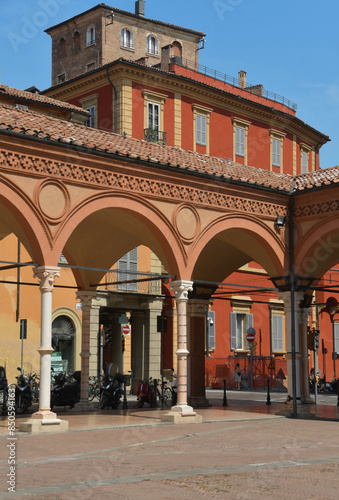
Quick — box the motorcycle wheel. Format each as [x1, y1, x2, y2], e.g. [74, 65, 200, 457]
[137, 397, 144, 408]
[88, 384, 95, 401]
[16, 396, 29, 414]
[98, 394, 107, 409]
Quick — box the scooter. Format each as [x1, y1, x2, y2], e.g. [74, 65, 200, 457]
[98, 372, 124, 409]
[171, 373, 177, 406]
[50, 370, 81, 410]
[14, 366, 32, 414]
[0, 365, 8, 415]
[136, 378, 157, 408]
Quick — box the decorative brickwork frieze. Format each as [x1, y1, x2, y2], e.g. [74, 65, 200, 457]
[294, 200, 339, 218]
[0, 149, 287, 219]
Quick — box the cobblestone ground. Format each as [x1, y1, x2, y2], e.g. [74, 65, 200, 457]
[0, 416, 339, 499]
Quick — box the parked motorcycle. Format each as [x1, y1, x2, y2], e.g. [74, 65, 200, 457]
[50, 370, 81, 410]
[98, 372, 124, 409]
[136, 378, 157, 408]
[171, 372, 177, 406]
[0, 365, 8, 415]
[14, 366, 32, 414]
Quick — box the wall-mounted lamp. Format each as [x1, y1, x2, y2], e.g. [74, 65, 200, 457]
[276, 215, 286, 227]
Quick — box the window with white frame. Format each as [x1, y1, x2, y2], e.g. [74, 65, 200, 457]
[121, 28, 134, 49]
[301, 151, 308, 174]
[146, 35, 159, 55]
[118, 248, 138, 292]
[84, 105, 96, 128]
[196, 114, 207, 146]
[272, 138, 281, 167]
[235, 127, 245, 157]
[206, 311, 215, 351]
[272, 313, 284, 352]
[230, 312, 253, 351]
[86, 26, 96, 46]
[147, 102, 160, 132]
[334, 322, 339, 353]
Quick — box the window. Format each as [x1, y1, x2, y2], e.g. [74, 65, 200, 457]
[230, 312, 253, 351]
[192, 104, 212, 154]
[121, 28, 134, 49]
[58, 74, 66, 83]
[272, 139, 281, 167]
[147, 102, 160, 132]
[86, 26, 96, 46]
[86, 62, 96, 72]
[334, 323, 339, 353]
[270, 130, 286, 171]
[79, 94, 99, 129]
[206, 311, 215, 351]
[196, 114, 206, 146]
[272, 314, 284, 352]
[84, 105, 96, 128]
[301, 151, 308, 174]
[73, 31, 80, 52]
[146, 35, 159, 55]
[235, 127, 245, 156]
[172, 41, 182, 58]
[118, 248, 138, 292]
[142, 90, 168, 142]
[232, 118, 251, 163]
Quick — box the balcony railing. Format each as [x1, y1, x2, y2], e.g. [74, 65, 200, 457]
[98, 270, 162, 295]
[144, 128, 167, 145]
[170, 56, 297, 112]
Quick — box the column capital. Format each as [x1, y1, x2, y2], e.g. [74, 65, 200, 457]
[278, 290, 304, 311]
[33, 266, 60, 293]
[76, 290, 100, 310]
[170, 280, 193, 302]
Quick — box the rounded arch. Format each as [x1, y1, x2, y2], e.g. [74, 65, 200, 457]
[73, 31, 80, 51]
[121, 27, 134, 49]
[0, 175, 52, 264]
[59, 37, 66, 57]
[187, 214, 286, 282]
[295, 216, 339, 279]
[172, 40, 182, 58]
[52, 191, 187, 288]
[52, 307, 82, 372]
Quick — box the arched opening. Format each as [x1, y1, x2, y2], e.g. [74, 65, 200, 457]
[59, 38, 66, 57]
[73, 31, 80, 52]
[52, 315, 75, 375]
[172, 41, 182, 58]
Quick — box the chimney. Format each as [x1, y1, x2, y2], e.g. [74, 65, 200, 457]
[238, 70, 246, 89]
[135, 1, 145, 17]
[161, 44, 172, 72]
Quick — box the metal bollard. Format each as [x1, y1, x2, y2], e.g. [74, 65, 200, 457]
[266, 377, 271, 405]
[153, 379, 158, 406]
[223, 378, 228, 407]
[337, 391, 339, 407]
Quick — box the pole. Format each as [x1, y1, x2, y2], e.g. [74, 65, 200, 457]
[289, 180, 297, 418]
[223, 378, 228, 406]
[314, 346, 318, 405]
[250, 344, 253, 391]
[266, 377, 271, 405]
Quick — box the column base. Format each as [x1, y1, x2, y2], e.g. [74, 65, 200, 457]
[161, 404, 203, 424]
[18, 418, 69, 434]
[75, 399, 96, 411]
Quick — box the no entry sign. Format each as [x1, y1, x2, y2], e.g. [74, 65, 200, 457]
[122, 324, 131, 336]
[246, 327, 256, 343]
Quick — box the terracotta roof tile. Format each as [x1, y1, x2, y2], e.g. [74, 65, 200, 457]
[0, 84, 88, 115]
[0, 102, 337, 194]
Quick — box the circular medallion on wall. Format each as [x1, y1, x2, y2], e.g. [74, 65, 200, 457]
[173, 203, 201, 243]
[34, 180, 70, 224]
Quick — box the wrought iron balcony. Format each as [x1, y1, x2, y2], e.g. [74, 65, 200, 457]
[144, 128, 167, 145]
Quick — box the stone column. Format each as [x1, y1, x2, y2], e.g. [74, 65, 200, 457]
[130, 311, 145, 394]
[76, 291, 100, 403]
[278, 291, 303, 401]
[169, 281, 196, 414]
[299, 308, 313, 404]
[33, 266, 60, 420]
[188, 299, 210, 407]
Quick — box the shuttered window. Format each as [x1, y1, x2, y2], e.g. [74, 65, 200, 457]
[118, 248, 138, 292]
[196, 114, 207, 146]
[230, 312, 253, 350]
[301, 151, 308, 174]
[272, 314, 284, 351]
[334, 322, 339, 353]
[235, 127, 245, 156]
[272, 138, 281, 167]
[207, 311, 215, 350]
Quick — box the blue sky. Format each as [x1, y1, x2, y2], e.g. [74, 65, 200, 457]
[0, 0, 338, 168]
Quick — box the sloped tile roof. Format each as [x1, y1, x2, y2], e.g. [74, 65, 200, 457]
[0, 103, 337, 195]
[0, 84, 88, 115]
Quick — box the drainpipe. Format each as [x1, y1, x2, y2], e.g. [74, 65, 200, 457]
[289, 179, 297, 418]
[106, 67, 118, 134]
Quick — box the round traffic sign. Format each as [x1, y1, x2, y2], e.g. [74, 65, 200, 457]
[122, 324, 131, 335]
[246, 327, 256, 343]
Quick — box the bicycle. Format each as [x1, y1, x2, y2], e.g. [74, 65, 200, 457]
[154, 379, 173, 407]
[89, 375, 102, 401]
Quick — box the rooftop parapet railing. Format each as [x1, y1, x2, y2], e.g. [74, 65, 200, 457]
[98, 270, 162, 295]
[170, 57, 297, 112]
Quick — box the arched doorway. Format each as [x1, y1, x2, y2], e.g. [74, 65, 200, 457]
[52, 315, 75, 374]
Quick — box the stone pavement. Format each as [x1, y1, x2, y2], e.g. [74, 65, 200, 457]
[0, 391, 339, 499]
